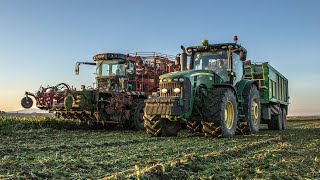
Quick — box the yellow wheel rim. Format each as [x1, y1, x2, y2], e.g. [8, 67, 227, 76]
[224, 101, 234, 129]
[252, 98, 259, 124]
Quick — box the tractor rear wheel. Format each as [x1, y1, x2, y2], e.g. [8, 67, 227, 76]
[268, 108, 283, 130]
[129, 99, 145, 130]
[144, 115, 180, 137]
[201, 88, 238, 138]
[243, 85, 261, 134]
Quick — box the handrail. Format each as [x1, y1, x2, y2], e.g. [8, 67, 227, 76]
[130, 52, 175, 61]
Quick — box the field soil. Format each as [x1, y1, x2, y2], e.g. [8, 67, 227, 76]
[0, 117, 319, 179]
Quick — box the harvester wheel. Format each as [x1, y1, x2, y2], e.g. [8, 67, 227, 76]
[186, 121, 202, 133]
[243, 85, 261, 134]
[144, 115, 180, 137]
[21, 97, 33, 109]
[201, 88, 238, 138]
[268, 108, 283, 130]
[282, 108, 287, 130]
[129, 99, 145, 130]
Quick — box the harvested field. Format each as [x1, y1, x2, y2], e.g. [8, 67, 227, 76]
[0, 117, 319, 179]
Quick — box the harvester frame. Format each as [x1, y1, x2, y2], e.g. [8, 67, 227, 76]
[22, 52, 176, 130]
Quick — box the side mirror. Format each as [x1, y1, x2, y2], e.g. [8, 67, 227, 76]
[175, 56, 180, 66]
[240, 51, 247, 61]
[75, 65, 79, 75]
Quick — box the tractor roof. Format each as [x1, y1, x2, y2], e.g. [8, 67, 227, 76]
[187, 43, 247, 54]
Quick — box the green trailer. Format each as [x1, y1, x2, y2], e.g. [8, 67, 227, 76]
[243, 62, 289, 130]
[144, 37, 289, 138]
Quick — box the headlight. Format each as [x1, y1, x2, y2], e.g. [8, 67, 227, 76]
[173, 88, 181, 93]
[179, 78, 184, 82]
[161, 88, 168, 94]
[162, 78, 167, 82]
[173, 78, 178, 82]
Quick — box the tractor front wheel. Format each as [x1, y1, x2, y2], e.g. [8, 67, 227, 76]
[144, 115, 180, 137]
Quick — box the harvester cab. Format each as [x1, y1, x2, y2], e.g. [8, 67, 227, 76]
[93, 53, 129, 92]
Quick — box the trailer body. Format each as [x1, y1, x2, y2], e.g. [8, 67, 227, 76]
[244, 62, 289, 122]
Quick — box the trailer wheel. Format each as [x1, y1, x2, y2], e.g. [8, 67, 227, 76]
[201, 88, 238, 138]
[129, 99, 145, 130]
[243, 85, 261, 134]
[21, 97, 33, 109]
[282, 108, 287, 130]
[268, 108, 283, 130]
[144, 115, 180, 137]
[186, 121, 202, 133]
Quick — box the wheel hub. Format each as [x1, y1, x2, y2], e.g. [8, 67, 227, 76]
[252, 98, 259, 124]
[224, 101, 234, 129]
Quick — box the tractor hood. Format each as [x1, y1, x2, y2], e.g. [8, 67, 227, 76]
[160, 69, 214, 79]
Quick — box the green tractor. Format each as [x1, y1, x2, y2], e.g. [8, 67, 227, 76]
[144, 36, 289, 137]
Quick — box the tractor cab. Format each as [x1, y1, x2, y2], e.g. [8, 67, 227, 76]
[183, 37, 247, 85]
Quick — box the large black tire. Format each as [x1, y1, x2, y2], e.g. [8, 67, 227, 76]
[193, 86, 206, 116]
[201, 88, 238, 138]
[282, 108, 287, 130]
[21, 97, 33, 109]
[186, 86, 205, 134]
[268, 108, 283, 130]
[144, 115, 180, 137]
[243, 85, 261, 134]
[129, 99, 145, 130]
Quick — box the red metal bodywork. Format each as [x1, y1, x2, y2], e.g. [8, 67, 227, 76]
[22, 53, 176, 125]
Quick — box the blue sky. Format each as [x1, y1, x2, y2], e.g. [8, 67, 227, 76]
[0, 0, 319, 115]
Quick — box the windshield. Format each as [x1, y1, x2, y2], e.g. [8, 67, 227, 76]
[96, 60, 126, 76]
[194, 51, 229, 82]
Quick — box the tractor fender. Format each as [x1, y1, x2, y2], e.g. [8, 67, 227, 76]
[194, 84, 207, 95]
[213, 83, 238, 100]
[242, 80, 259, 96]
